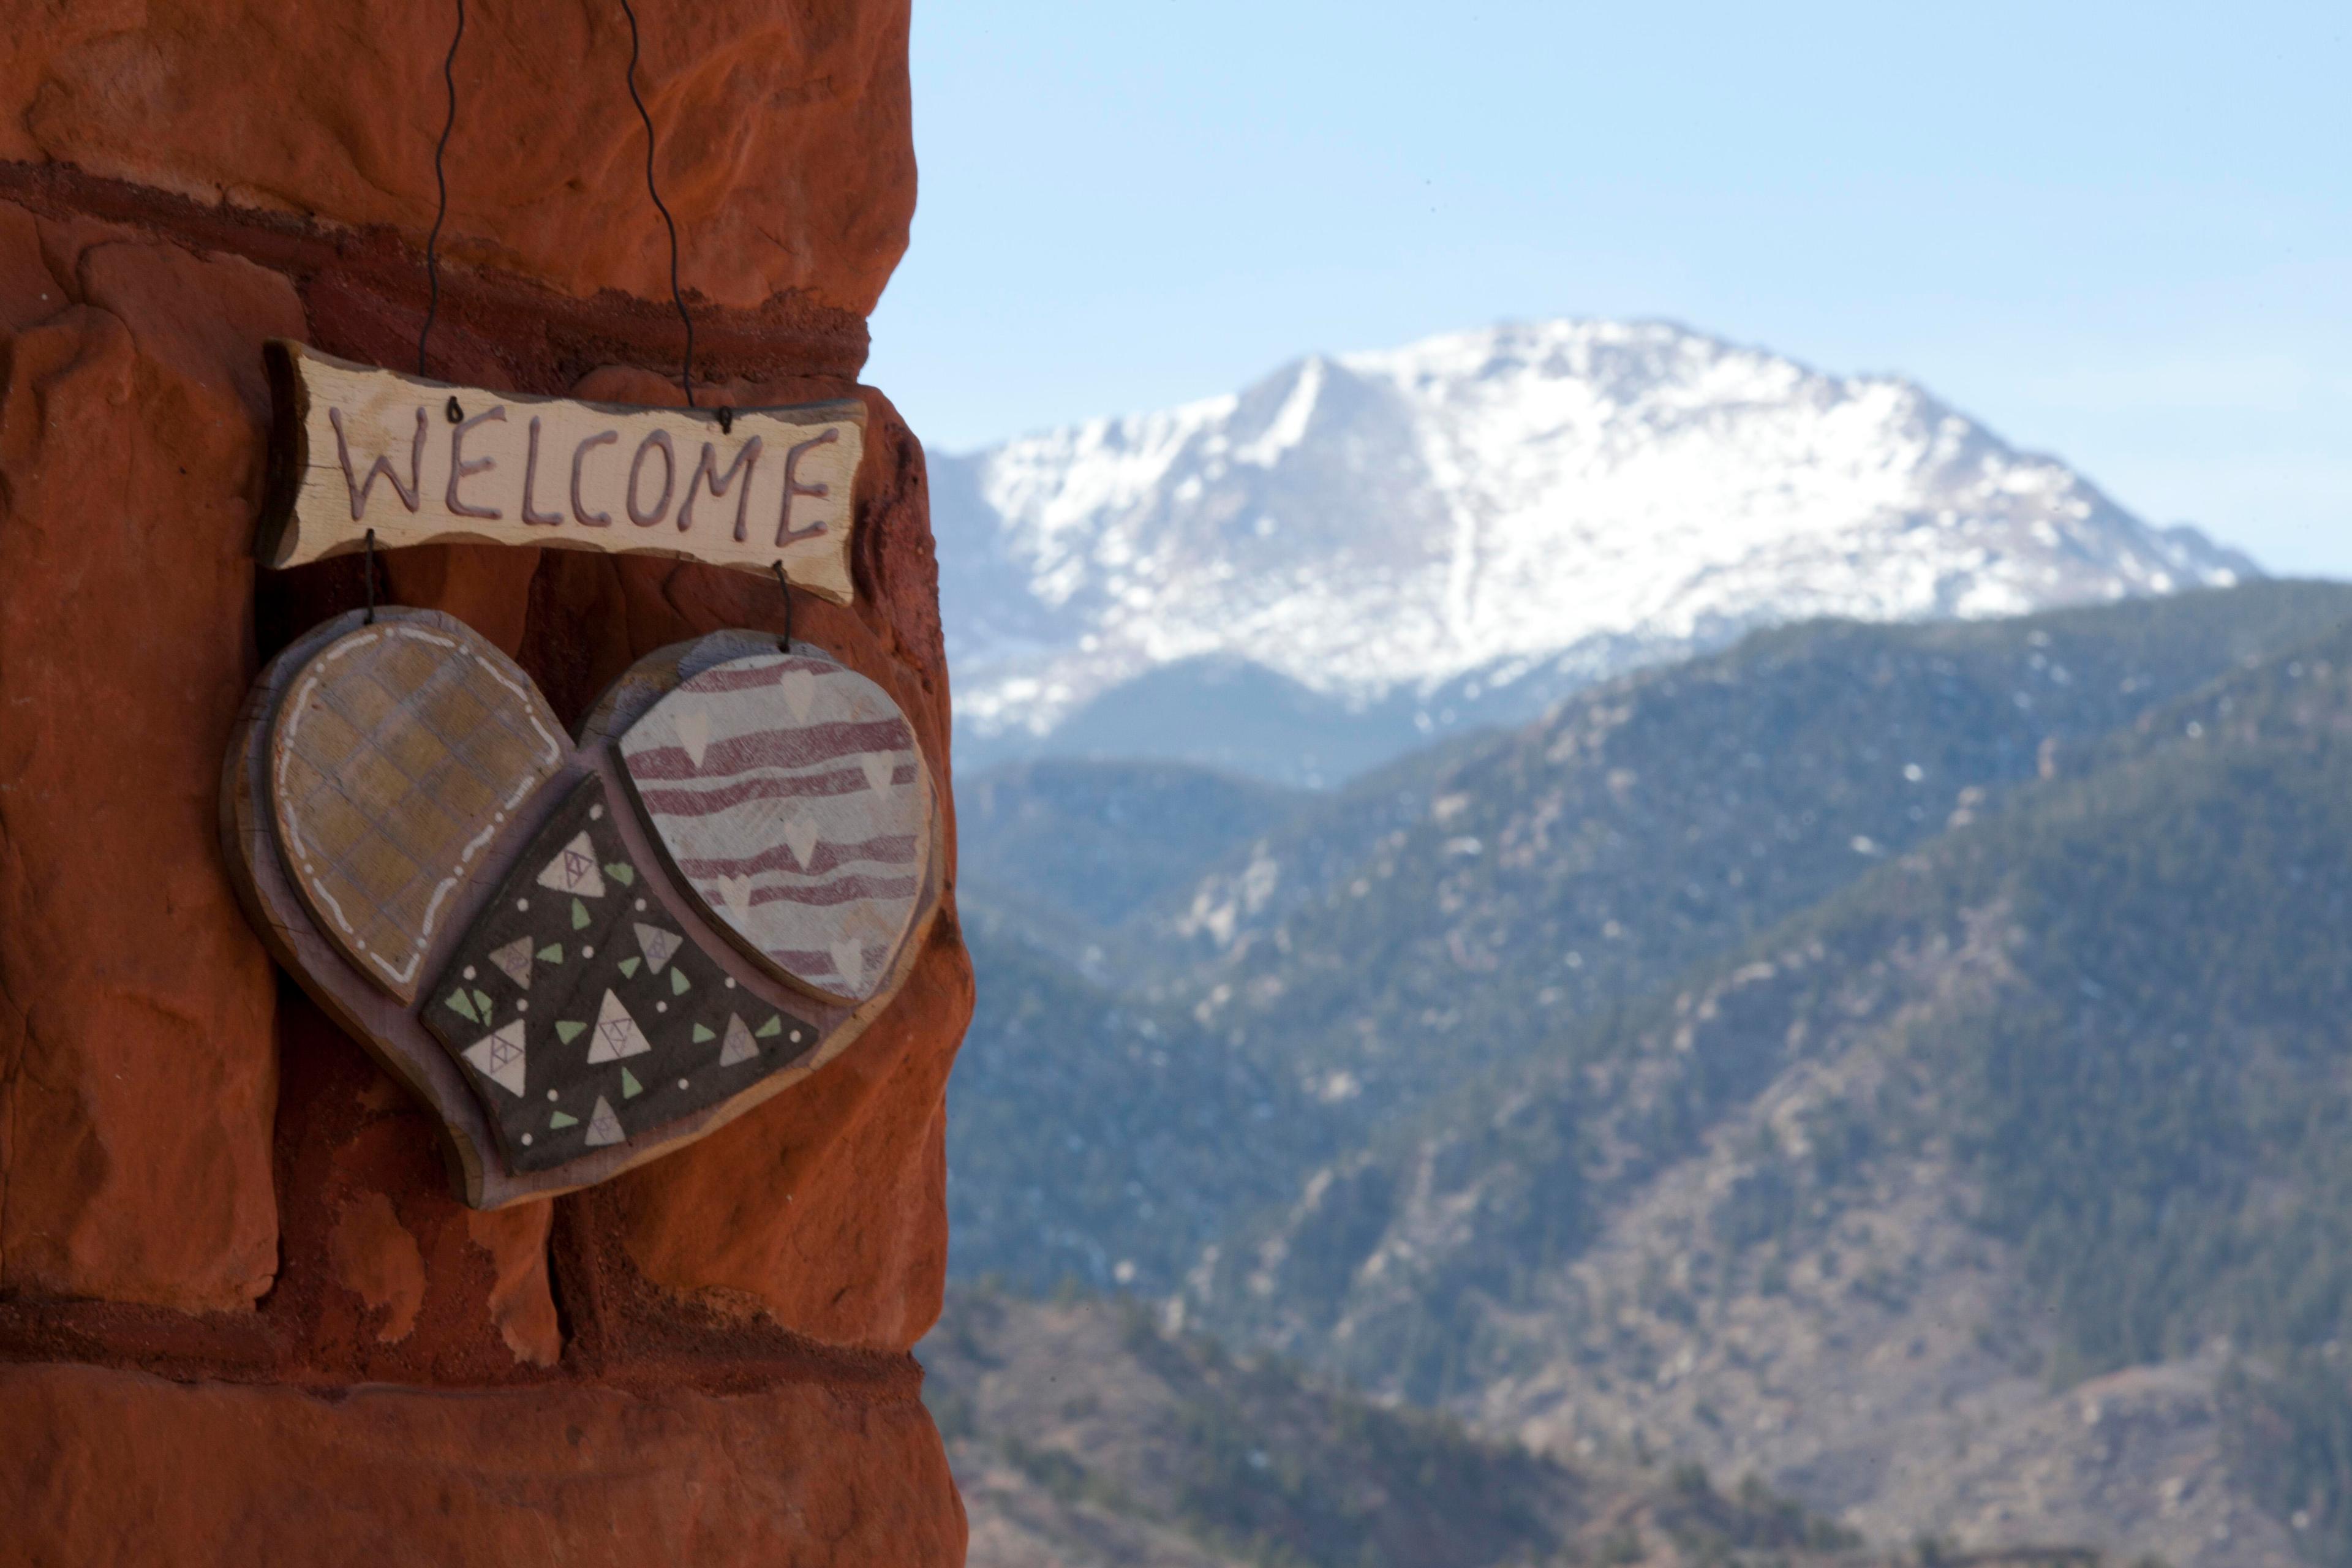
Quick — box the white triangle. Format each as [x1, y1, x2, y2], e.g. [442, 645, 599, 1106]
[859, 753, 895, 794]
[778, 669, 818, 721]
[831, 939, 865, 992]
[635, 922, 684, 974]
[783, 816, 820, 870]
[535, 831, 606, 897]
[584, 1095, 625, 1147]
[586, 989, 652, 1062]
[718, 1013, 758, 1066]
[488, 936, 533, 990]
[718, 873, 756, 925]
[462, 1020, 528, 1097]
[676, 709, 712, 769]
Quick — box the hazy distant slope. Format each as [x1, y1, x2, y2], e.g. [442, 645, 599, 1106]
[942, 582, 2352, 1303]
[1175, 601, 2352, 1568]
[937, 318, 2254, 780]
[945, 922, 1325, 1294]
[1159, 582, 2352, 1136]
[925, 1287, 1883, 1568]
[957, 759, 1304, 973]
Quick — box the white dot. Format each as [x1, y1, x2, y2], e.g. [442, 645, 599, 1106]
[516, 1000, 529, 1012]
[581, 946, 594, 957]
[789, 1031, 802, 1043]
[356, 939, 368, 951]
[635, 898, 646, 911]
[590, 804, 604, 820]
[677, 1079, 688, 1090]
[546, 1090, 559, 1102]
[724, 978, 736, 989]
[655, 1001, 667, 1013]
[516, 898, 529, 911]
[463, 966, 477, 981]
[521, 1133, 533, 1146]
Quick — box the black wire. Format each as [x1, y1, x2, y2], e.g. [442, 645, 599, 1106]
[364, 529, 378, 625]
[417, 0, 465, 377]
[617, 0, 697, 407]
[772, 561, 794, 652]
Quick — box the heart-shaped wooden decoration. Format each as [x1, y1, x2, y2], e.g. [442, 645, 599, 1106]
[222, 610, 944, 1207]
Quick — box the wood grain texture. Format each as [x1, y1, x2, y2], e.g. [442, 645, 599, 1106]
[266, 617, 565, 1003]
[257, 343, 866, 601]
[616, 652, 937, 1005]
[221, 611, 943, 1208]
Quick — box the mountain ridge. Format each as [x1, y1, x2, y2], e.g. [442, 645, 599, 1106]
[937, 317, 2255, 782]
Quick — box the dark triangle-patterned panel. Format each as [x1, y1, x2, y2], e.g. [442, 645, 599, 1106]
[421, 775, 818, 1173]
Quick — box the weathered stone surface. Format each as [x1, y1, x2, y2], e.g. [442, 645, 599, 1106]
[609, 924, 968, 1349]
[0, 1359, 965, 1567]
[268, 991, 566, 1380]
[0, 0, 914, 315]
[327, 1193, 427, 1344]
[0, 209, 294, 1312]
[0, 1, 968, 1550]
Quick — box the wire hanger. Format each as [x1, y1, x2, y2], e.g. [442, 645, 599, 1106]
[415, 0, 700, 409]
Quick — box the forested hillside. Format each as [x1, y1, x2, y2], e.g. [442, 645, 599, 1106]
[941, 582, 2352, 1564]
[1167, 598, 2352, 1564]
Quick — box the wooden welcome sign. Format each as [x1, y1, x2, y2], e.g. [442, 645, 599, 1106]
[225, 343, 943, 1207]
[258, 342, 867, 602]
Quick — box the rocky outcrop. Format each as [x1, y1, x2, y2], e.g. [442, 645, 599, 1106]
[0, 1, 963, 1560]
[0, 0, 914, 314]
[0, 1359, 962, 1566]
[0, 216, 295, 1314]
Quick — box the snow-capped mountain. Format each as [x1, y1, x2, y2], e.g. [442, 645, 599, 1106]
[933, 319, 2253, 783]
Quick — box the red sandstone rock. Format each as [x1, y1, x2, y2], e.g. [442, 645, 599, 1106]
[0, 1359, 963, 1566]
[328, 1193, 428, 1344]
[0, 1, 966, 1553]
[266, 998, 570, 1381]
[0, 0, 915, 315]
[467, 1201, 562, 1368]
[0, 209, 293, 1313]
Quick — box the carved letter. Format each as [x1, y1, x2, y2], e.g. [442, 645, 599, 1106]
[447, 404, 507, 519]
[521, 416, 563, 526]
[330, 405, 426, 520]
[627, 431, 676, 527]
[571, 430, 618, 526]
[775, 427, 840, 547]
[679, 436, 764, 538]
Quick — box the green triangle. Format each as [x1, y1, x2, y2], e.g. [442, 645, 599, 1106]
[670, 967, 692, 995]
[472, 989, 494, 1019]
[571, 897, 592, 930]
[556, 1020, 586, 1044]
[605, 862, 636, 886]
[537, 943, 564, 964]
[619, 956, 643, 979]
[549, 1110, 579, 1129]
[756, 1014, 782, 1038]
[620, 1066, 643, 1099]
[446, 988, 479, 1023]
[692, 1022, 716, 1044]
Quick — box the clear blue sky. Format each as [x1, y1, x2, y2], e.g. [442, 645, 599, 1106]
[865, 1, 2350, 576]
